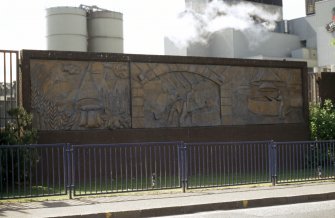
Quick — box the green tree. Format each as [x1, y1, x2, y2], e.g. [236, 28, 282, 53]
[310, 99, 335, 140]
[308, 100, 335, 171]
[0, 107, 37, 145]
[0, 108, 38, 191]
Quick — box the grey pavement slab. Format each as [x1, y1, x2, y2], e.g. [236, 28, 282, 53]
[0, 182, 335, 218]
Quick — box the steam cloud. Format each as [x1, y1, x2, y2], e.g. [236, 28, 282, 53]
[166, 0, 280, 49]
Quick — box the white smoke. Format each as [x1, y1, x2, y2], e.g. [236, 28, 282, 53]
[166, 0, 280, 49]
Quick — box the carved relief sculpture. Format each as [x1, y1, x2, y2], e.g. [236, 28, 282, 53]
[30, 60, 130, 130]
[29, 59, 304, 130]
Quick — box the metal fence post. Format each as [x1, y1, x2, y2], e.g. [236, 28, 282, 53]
[66, 143, 73, 199]
[268, 141, 277, 186]
[178, 142, 188, 193]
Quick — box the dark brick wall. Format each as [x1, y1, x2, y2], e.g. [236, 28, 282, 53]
[37, 124, 310, 144]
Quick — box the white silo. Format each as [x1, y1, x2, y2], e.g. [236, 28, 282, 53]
[88, 10, 124, 53]
[46, 7, 87, 52]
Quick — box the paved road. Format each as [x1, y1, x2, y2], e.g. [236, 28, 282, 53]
[157, 200, 335, 218]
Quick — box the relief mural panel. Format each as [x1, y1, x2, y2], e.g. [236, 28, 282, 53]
[29, 59, 304, 130]
[144, 71, 221, 128]
[230, 67, 303, 125]
[30, 60, 130, 130]
[131, 63, 303, 128]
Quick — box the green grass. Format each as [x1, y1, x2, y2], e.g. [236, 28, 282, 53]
[1, 168, 334, 200]
[0, 184, 67, 200]
[73, 175, 181, 196]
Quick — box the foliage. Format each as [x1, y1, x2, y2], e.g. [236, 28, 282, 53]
[308, 100, 335, 170]
[310, 99, 335, 140]
[0, 108, 38, 190]
[0, 107, 37, 145]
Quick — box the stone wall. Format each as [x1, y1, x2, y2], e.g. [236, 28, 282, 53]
[21, 50, 310, 143]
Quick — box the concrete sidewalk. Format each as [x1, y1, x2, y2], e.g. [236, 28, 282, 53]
[0, 182, 335, 218]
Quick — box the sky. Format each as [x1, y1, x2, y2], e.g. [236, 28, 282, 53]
[0, 0, 306, 55]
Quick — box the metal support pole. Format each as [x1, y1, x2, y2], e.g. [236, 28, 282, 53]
[269, 141, 277, 186]
[66, 143, 73, 199]
[178, 142, 188, 193]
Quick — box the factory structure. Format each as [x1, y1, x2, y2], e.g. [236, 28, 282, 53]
[165, 0, 335, 73]
[46, 5, 123, 53]
[164, 0, 335, 103]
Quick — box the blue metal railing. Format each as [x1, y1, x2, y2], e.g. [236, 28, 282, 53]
[72, 142, 183, 196]
[184, 141, 272, 189]
[276, 140, 335, 183]
[0, 144, 68, 199]
[1, 140, 334, 199]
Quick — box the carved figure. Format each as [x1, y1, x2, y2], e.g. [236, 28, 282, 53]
[30, 60, 130, 130]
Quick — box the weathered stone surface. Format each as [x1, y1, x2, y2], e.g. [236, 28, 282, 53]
[28, 56, 304, 131]
[136, 64, 222, 128]
[30, 60, 131, 130]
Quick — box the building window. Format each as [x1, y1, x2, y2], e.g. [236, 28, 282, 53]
[306, 0, 323, 15]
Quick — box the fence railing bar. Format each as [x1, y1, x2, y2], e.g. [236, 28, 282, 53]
[1, 140, 334, 199]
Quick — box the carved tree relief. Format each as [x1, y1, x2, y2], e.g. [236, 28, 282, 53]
[30, 60, 130, 130]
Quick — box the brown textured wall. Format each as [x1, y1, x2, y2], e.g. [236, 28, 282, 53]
[37, 124, 309, 144]
[21, 50, 310, 144]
